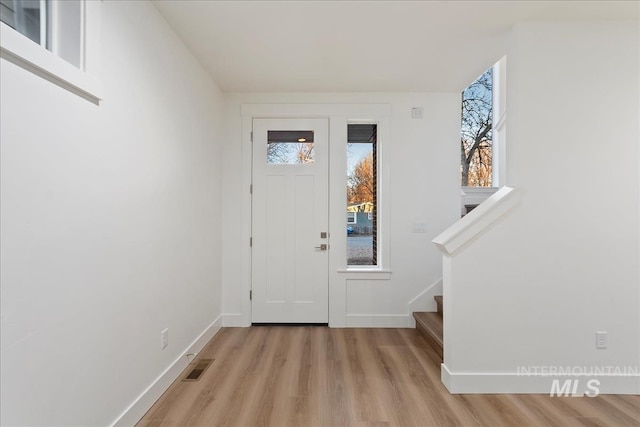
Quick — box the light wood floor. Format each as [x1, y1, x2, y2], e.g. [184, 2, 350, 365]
[138, 327, 640, 427]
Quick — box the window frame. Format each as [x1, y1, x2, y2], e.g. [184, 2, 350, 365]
[461, 58, 506, 190]
[345, 120, 385, 271]
[347, 211, 357, 224]
[460, 64, 494, 189]
[460, 58, 506, 214]
[0, 0, 48, 46]
[0, 0, 102, 103]
[241, 104, 392, 328]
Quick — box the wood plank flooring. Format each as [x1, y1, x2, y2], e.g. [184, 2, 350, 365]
[137, 327, 640, 427]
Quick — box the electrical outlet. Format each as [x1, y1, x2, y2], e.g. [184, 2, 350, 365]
[161, 328, 169, 349]
[596, 331, 607, 349]
[411, 107, 424, 119]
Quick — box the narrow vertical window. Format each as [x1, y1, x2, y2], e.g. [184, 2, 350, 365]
[461, 66, 493, 187]
[347, 124, 377, 266]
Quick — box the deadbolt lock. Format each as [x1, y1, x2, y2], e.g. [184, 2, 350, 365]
[320, 232, 327, 238]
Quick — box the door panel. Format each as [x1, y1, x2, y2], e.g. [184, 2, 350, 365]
[252, 118, 329, 323]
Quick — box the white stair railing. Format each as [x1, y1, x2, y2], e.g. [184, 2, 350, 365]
[433, 186, 519, 256]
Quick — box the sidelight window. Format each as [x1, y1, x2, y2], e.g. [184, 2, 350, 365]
[347, 124, 377, 266]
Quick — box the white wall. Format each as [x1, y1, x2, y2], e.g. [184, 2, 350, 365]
[443, 21, 640, 393]
[0, 1, 224, 425]
[221, 93, 461, 327]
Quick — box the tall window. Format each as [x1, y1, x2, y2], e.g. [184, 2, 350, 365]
[461, 66, 493, 187]
[347, 124, 377, 266]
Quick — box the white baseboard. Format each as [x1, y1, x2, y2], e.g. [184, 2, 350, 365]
[222, 313, 249, 327]
[223, 312, 409, 328]
[441, 363, 640, 395]
[111, 315, 223, 427]
[345, 314, 409, 328]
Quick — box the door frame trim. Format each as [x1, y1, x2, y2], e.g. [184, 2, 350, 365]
[250, 117, 330, 323]
[239, 103, 392, 327]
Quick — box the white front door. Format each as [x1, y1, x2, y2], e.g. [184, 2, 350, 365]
[251, 118, 329, 323]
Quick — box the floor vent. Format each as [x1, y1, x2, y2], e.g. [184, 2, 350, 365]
[182, 358, 213, 382]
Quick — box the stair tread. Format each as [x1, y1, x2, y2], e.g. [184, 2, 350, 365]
[434, 295, 443, 305]
[413, 311, 443, 349]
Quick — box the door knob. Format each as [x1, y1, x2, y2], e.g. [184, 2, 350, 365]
[315, 244, 328, 250]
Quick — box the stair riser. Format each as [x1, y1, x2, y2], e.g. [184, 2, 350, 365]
[415, 322, 443, 360]
[434, 296, 443, 316]
[413, 311, 443, 362]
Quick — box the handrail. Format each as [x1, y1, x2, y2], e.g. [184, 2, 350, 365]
[433, 186, 519, 256]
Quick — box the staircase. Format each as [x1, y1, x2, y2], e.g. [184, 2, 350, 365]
[413, 295, 443, 360]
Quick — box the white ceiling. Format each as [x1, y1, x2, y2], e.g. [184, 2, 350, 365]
[153, 1, 638, 93]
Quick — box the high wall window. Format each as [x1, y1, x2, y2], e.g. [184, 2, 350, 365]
[0, 0, 46, 45]
[1, 0, 83, 68]
[1, 0, 101, 101]
[461, 66, 493, 187]
[347, 124, 377, 266]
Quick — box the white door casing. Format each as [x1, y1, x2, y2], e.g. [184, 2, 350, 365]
[251, 118, 329, 323]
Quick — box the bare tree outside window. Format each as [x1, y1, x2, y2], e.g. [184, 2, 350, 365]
[267, 142, 314, 164]
[461, 67, 493, 187]
[295, 142, 314, 164]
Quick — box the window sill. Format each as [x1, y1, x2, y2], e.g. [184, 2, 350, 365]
[337, 269, 392, 280]
[0, 22, 102, 104]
